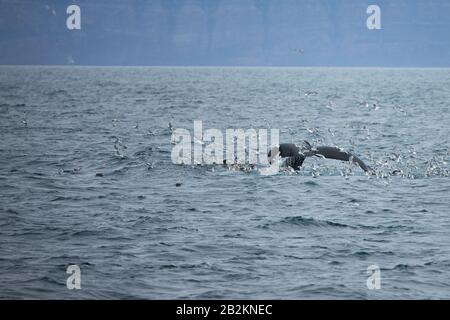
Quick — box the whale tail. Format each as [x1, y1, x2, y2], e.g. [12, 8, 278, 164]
[268, 142, 373, 173]
[312, 146, 373, 173]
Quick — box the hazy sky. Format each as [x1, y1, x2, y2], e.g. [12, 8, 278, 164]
[1, 0, 450, 66]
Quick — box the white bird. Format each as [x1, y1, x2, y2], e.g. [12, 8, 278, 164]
[290, 47, 305, 54]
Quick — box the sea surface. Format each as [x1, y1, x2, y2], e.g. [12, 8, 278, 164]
[0, 66, 449, 299]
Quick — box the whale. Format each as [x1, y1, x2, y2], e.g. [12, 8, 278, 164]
[268, 141, 372, 173]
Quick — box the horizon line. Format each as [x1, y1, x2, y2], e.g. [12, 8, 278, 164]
[1, 64, 450, 69]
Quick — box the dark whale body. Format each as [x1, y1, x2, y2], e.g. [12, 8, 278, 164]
[268, 142, 372, 172]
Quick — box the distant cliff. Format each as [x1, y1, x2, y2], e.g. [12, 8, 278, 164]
[1, 0, 449, 66]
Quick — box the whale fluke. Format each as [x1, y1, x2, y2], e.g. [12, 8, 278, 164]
[268, 142, 372, 173]
[312, 146, 372, 173]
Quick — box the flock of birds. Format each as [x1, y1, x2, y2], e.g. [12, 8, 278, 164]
[15, 76, 447, 181]
[100, 93, 449, 181]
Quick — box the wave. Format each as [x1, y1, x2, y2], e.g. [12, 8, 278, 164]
[260, 216, 354, 229]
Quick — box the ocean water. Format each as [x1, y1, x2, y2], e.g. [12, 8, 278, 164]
[0, 66, 449, 299]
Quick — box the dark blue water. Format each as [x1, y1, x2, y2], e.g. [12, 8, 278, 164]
[0, 66, 449, 299]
